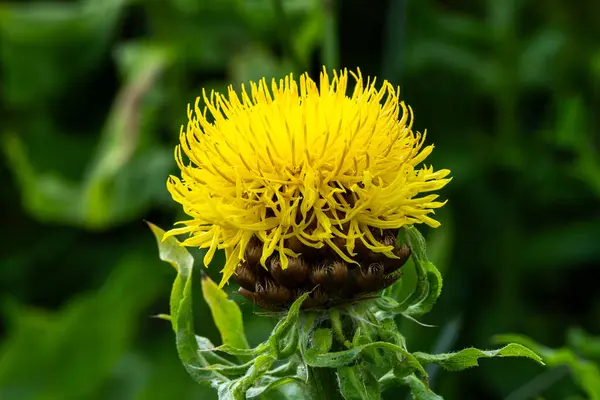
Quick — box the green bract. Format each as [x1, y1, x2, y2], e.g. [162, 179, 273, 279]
[149, 223, 543, 399]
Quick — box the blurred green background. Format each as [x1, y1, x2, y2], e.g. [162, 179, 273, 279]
[1, 0, 599, 399]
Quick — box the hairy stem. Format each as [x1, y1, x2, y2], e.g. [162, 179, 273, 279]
[307, 365, 344, 400]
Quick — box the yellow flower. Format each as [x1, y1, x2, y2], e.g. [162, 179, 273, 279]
[166, 68, 451, 288]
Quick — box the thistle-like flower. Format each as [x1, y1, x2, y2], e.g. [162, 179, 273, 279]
[165, 68, 451, 309]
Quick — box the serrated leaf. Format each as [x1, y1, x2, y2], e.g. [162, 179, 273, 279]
[304, 341, 427, 379]
[338, 363, 381, 400]
[412, 343, 543, 372]
[495, 334, 600, 399]
[201, 274, 249, 352]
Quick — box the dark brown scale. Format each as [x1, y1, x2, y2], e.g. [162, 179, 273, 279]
[381, 231, 398, 247]
[355, 262, 385, 293]
[383, 243, 411, 274]
[231, 262, 257, 291]
[284, 235, 305, 254]
[238, 287, 282, 311]
[245, 236, 263, 269]
[255, 278, 294, 305]
[269, 257, 310, 287]
[301, 287, 329, 309]
[238, 227, 411, 310]
[309, 260, 349, 290]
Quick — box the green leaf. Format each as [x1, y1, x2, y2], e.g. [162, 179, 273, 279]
[0, 0, 126, 106]
[148, 222, 228, 385]
[403, 227, 443, 316]
[272, 292, 310, 339]
[147, 221, 193, 327]
[304, 340, 427, 379]
[0, 251, 164, 399]
[338, 363, 381, 400]
[201, 274, 249, 351]
[213, 343, 270, 357]
[496, 334, 600, 399]
[400, 374, 443, 400]
[246, 376, 306, 399]
[196, 336, 236, 366]
[217, 354, 278, 400]
[267, 292, 310, 356]
[313, 329, 333, 354]
[383, 227, 443, 316]
[147, 222, 193, 274]
[2, 42, 171, 229]
[568, 328, 600, 360]
[412, 343, 543, 371]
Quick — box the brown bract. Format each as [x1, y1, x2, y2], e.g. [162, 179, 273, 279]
[235, 229, 410, 310]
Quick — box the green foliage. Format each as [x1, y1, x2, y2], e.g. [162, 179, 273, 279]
[496, 332, 600, 399]
[151, 223, 541, 399]
[413, 344, 543, 371]
[338, 363, 381, 400]
[2, 0, 599, 399]
[383, 227, 443, 316]
[400, 375, 443, 400]
[201, 274, 250, 352]
[151, 222, 309, 399]
[0, 251, 165, 399]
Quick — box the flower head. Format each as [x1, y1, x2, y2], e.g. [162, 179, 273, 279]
[166, 68, 451, 300]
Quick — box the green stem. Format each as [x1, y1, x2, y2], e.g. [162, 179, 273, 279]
[307, 366, 344, 400]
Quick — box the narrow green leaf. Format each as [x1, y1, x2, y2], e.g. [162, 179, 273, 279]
[148, 222, 228, 385]
[338, 363, 381, 400]
[147, 222, 193, 274]
[201, 274, 249, 351]
[413, 343, 543, 371]
[196, 336, 236, 366]
[202, 359, 256, 377]
[272, 292, 310, 339]
[268, 292, 310, 356]
[147, 221, 193, 328]
[278, 325, 300, 358]
[401, 374, 443, 400]
[213, 343, 270, 357]
[175, 268, 227, 384]
[402, 227, 443, 316]
[230, 354, 278, 399]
